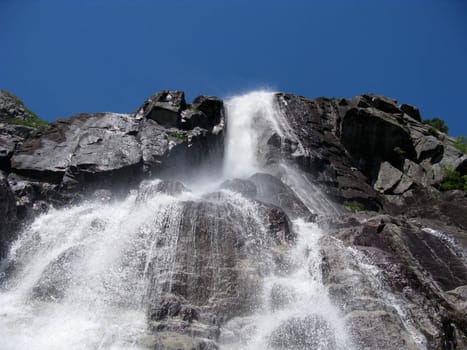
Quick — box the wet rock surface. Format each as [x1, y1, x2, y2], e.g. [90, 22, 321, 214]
[145, 191, 292, 348]
[324, 213, 467, 349]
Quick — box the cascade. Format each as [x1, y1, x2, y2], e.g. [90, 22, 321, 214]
[0, 91, 430, 350]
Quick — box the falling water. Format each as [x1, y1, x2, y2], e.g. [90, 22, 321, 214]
[0, 188, 194, 350]
[0, 90, 426, 349]
[220, 91, 353, 349]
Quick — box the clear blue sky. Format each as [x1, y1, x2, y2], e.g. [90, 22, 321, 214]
[1, 0, 466, 135]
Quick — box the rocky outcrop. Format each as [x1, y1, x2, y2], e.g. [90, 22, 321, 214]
[0, 90, 37, 122]
[325, 213, 467, 349]
[0, 123, 34, 172]
[6, 92, 224, 196]
[274, 92, 466, 214]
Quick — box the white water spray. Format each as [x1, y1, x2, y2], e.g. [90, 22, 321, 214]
[219, 91, 354, 349]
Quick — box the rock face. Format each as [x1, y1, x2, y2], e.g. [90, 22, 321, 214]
[324, 213, 467, 349]
[273, 92, 466, 212]
[0, 89, 466, 349]
[0, 172, 18, 258]
[7, 92, 224, 195]
[0, 124, 34, 172]
[0, 90, 38, 122]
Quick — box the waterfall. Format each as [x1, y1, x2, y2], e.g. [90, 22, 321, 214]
[0, 90, 426, 349]
[0, 189, 191, 350]
[219, 91, 353, 349]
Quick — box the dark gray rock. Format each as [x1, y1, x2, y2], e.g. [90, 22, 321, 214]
[191, 96, 224, 128]
[274, 93, 383, 211]
[138, 118, 223, 179]
[10, 113, 144, 194]
[374, 161, 413, 195]
[341, 108, 415, 171]
[0, 123, 34, 172]
[6, 173, 69, 220]
[400, 103, 422, 122]
[179, 110, 210, 130]
[414, 135, 444, 163]
[134, 90, 186, 128]
[326, 214, 467, 349]
[0, 90, 37, 122]
[0, 171, 18, 258]
[362, 94, 401, 114]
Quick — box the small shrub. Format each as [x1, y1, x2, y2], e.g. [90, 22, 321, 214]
[3, 90, 40, 119]
[393, 146, 406, 155]
[423, 117, 448, 133]
[4, 116, 48, 128]
[344, 203, 367, 213]
[439, 167, 467, 191]
[453, 136, 467, 154]
[168, 131, 188, 141]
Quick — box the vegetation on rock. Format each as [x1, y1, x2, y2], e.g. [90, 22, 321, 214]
[168, 131, 188, 140]
[0, 90, 48, 128]
[454, 135, 467, 154]
[3, 116, 48, 128]
[343, 203, 367, 212]
[422, 117, 449, 133]
[439, 167, 467, 191]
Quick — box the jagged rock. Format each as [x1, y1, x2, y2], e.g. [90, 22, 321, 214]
[362, 94, 401, 114]
[134, 90, 186, 128]
[0, 123, 34, 172]
[6, 173, 67, 220]
[191, 96, 224, 128]
[274, 93, 383, 211]
[374, 161, 413, 194]
[341, 108, 415, 168]
[400, 103, 422, 122]
[10, 104, 223, 193]
[414, 135, 444, 162]
[179, 109, 210, 130]
[11, 113, 142, 185]
[0, 90, 37, 122]
[327, 214, 467, 349]
[0, 171, 18, 258]
[138, 118, 223, 177]
[440, 143, 467, 174]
